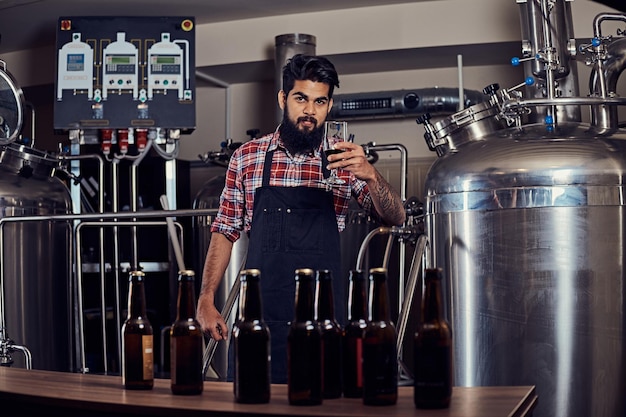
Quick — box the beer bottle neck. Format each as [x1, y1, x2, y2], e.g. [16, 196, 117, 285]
[348, 275, 367, 321]
[128, 278, 147, 319]
[316, 277, 335, 320]
[239, 277, 263, 320]
[176, 276, 197, 320]
[423, 276, 444, 323]
[294, 277, 315, 322]
[369, 274, 391, 322]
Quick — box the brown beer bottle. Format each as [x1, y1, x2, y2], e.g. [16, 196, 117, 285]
[121, 270, 154, 390]
[342, 269, 367, 398]
[414, 267, 453, 409]
[170, 270, 204, 395]
[362, 267, 397, 405]
[315, 269, 343, 399]
[233, 269, 271, 404]
[288, 268, 323, 405]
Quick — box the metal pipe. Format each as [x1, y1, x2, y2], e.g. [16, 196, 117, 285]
[395, 234, 428, 378]
[75, 219, 184, 373]
[356, 227, 392, 271]
[589, 14, 626, 128]
[131, 162, 139, 270]
[503, 95, 626, 110]
[365, 142, 408, 316]
[365, 143, 408, 202]
[0, 208, 215, 373]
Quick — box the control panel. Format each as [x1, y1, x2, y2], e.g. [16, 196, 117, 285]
[54, 16, 195, 133]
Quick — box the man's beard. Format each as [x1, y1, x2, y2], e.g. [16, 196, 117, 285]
[279, 110, 324, 155]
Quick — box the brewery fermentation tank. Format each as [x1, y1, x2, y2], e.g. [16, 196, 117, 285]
[0, 60, 73, 372]
[0, 144, 73, 371]
[418, 3, 626, 417]
[424, 122, 626, 417]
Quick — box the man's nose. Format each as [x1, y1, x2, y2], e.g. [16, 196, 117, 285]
[303, 101, 315, 115]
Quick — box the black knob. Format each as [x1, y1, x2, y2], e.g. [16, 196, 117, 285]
[403, 92, 420, 110]
[416, 113, 431, 125]
[483, 83, 500, 95]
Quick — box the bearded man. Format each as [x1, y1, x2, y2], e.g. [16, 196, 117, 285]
[196, 54, 406, 384]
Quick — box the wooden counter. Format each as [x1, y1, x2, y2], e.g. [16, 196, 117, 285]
[0, 367, 537, 417]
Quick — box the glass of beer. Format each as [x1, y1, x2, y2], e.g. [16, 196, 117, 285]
[322, 120, 347, 188]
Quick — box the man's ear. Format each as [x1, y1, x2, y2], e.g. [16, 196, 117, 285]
[327, 98, 334, 115]
[278, 90, 286, 110]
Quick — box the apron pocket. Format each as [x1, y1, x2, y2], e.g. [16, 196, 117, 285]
[285, 208, 324, 254]
[261, 207, 284, 252]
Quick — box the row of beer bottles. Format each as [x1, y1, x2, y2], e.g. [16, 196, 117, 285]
[121, 269, 204, 395]
[120, 266, 452, 408]
[236, 266, 453, 408]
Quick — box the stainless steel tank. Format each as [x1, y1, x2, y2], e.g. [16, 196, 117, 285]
[0, 143, 73, 371]
[417, 5, 626, 417]
[423, 119, 626, 417]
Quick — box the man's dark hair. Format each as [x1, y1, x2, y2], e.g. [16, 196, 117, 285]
[281, 54, 340, 98]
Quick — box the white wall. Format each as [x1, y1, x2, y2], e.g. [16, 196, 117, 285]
[1, 0, 623, 165]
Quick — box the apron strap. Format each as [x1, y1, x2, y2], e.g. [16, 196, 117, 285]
[261, 142, 331, 188]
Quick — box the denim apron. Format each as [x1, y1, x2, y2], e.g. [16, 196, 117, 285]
[230, 148, 345, 384]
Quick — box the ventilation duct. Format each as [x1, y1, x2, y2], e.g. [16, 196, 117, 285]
[329, 87, 485, 120]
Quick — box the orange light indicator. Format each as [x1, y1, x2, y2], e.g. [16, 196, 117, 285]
[181, 19, 193, 32]
[60, 19, 72, 31]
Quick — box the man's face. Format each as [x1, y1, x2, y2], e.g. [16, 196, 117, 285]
[279, 79, 333, 133]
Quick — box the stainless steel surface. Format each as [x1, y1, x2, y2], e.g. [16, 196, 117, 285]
[419, 3, 626, 417]
[0, 61, 23, 145]
[517, 0, 581, 123]
[0, 144, 72, 371]
[589, 15, 626, 128]
[425, 124, 626, 417]
[192, 176, 248, 380]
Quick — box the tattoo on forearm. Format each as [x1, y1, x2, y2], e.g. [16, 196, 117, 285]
[374, 171, 405, 225]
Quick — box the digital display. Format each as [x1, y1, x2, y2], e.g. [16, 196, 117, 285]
[109, 56, 133, 64]
[67, 54, 85, 71]
[155, 56, 177, 64]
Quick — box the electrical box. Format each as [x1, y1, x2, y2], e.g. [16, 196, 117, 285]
[54, 16, 196, 133]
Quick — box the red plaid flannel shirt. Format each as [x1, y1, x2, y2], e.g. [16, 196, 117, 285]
[210, 130, 373, 242]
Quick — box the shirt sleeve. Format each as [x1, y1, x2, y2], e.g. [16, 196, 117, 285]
[352, 177, 373, 212]
[210, 149, 245, 242]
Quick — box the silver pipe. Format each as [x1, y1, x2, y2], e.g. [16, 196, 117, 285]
[7, 344, 32, 369]
[365, 143, 408, 314]
[356, 227, 392, 271]
[202, 248, 248, 377]
[0, 208, 215, 373]
[396, 234, 428, 366]
[0, 208, 216, 224]
[131, 162, 139, 270]
[503, 95, 626, 110]
[76, 219, 183, 373]
[366, 143, 407, 202]
[589, 14, 626, 128]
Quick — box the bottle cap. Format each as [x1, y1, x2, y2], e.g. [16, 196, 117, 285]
[295, 268, 315, 280]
